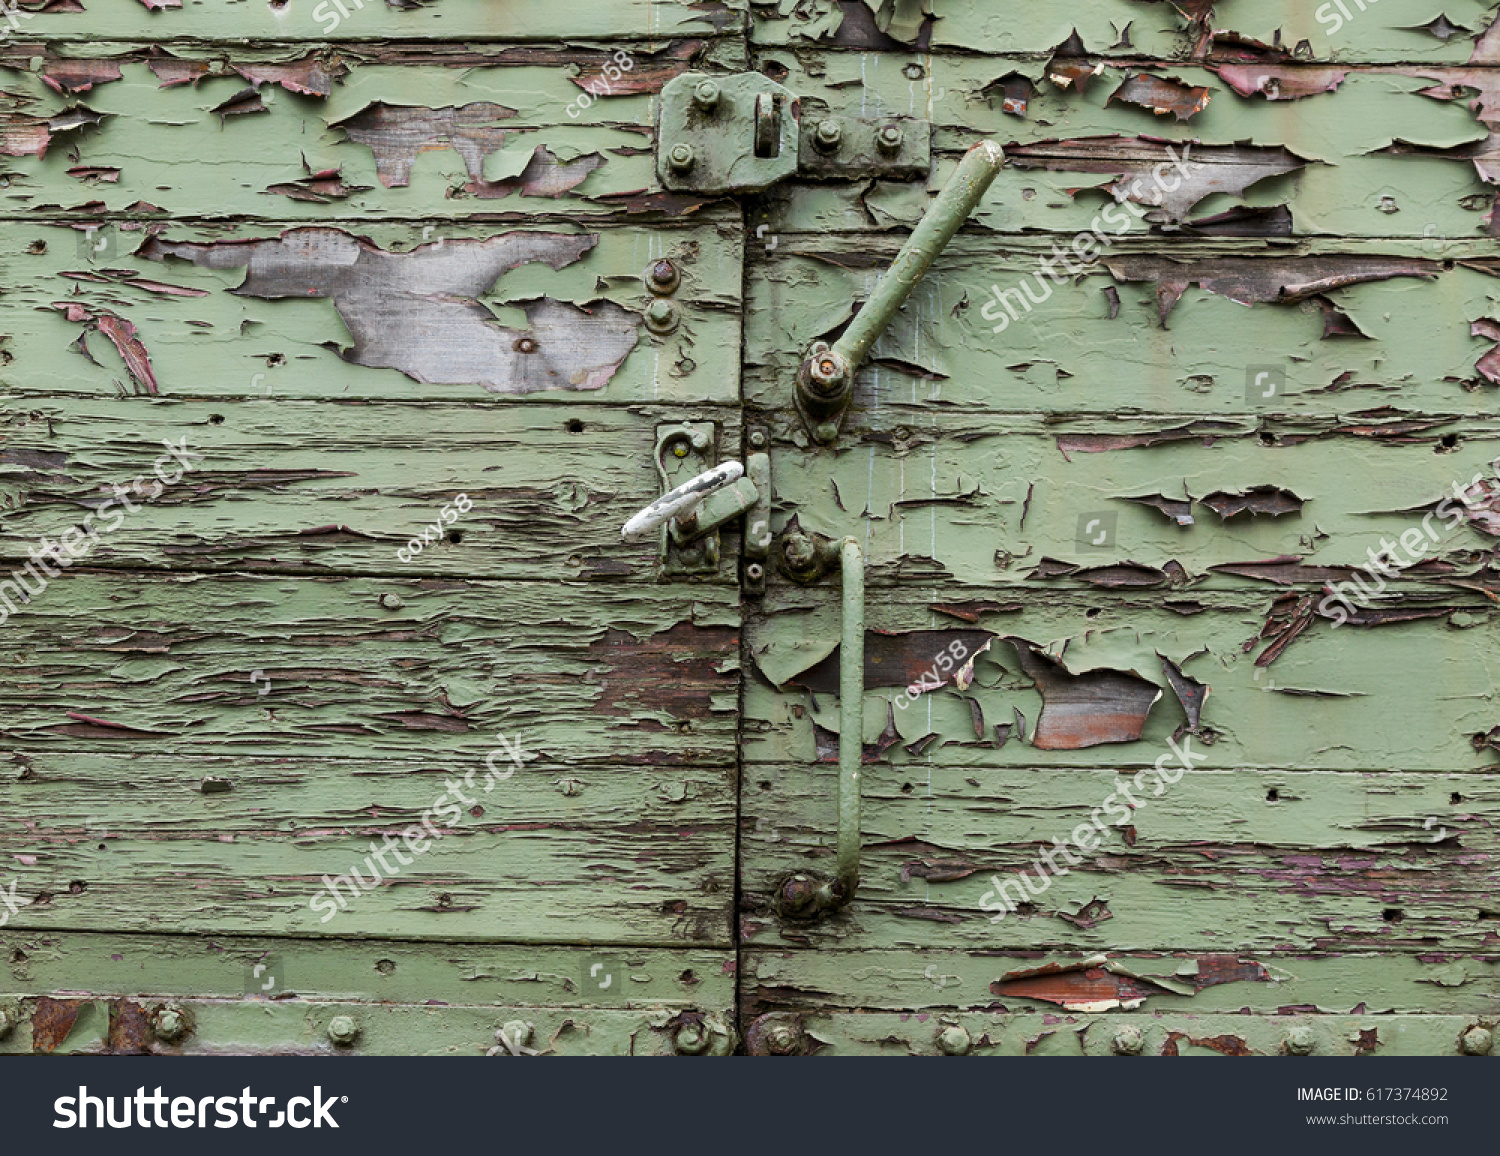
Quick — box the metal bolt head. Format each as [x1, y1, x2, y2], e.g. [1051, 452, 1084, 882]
[646, 259, 680, 295]
[327, 1015, 360, 1046]
[692, 80, 720, 112]
[1460, 1025, 1493, 1055]
[1111, 1025, 1144, 1056]
[745, 562, 764, 582]
[500, 1020, 533, 1050]
[876, 123, 904, 155]
[1284, 1025, 1316, 1055]
[813, 118, 842, 152]
[782, 535, 818, 572]
[152, 1005, 189, 1044]
[513, 337, 538, 354]
[937, 1025, 970, 1056]
[765, 1024, 801, 1055]
[674, 1022, 710, 1055]
[644, 298, 680, 335]
[748, 430, 767, 450]
[667, 143, 695, 172]
[379, 592, 404, 610]
[814, 421, 839, 444]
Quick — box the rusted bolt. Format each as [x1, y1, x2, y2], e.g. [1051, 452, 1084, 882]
[151, 1005, 190, 1044]
[646, 259, 680, 295]
[1460, 1025, 1493, 1055]
[1284, 1025, 1316, 1055]
[813, 118, 842, 152]
[937, 1025, 970, 1056]
[513, 337, 538, 354]
[667, 143, 696, 173]
[644, 298, 680, 335]
[327, 1015, 360, 1046]
[692, 80, 720, 112]
[1111, 1025, 1143, 1055]
[689, 429, 711, 451]
[876, 123, 904, 155]
[0, 1009, 13, 1039]
[814, 421, 839, 443]
[378, 593, 404, 610]
[674, 1022, 710, 1055]
[782, 535, 818, 573]
[748, 430, 767, 450]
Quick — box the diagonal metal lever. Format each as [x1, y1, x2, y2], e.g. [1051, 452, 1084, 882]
[796, 140, 1005, 443]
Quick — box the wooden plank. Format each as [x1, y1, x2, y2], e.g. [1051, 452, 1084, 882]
[0, 45, 741, 220]
[743, 587, 1497, 772]
[743, 948, 1500, 1016]
[0, 930, 733, 1006]
[0, 398, 744, 580]
[739, 1009, 1494, 1056]
[0, 753, 734, 942]
[0, 996, 737, 1055]
[3, 0, 743, 43]
[1, 222, 741, 405]
[740, 764, 1498, 953]
[0, 574, 740, 763]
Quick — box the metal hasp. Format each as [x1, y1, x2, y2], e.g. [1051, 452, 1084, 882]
[776, 534, 865, 920]
[796, 140, 1006, 443]
[622, 435, 763, 578]
[657, 72, 799, 194]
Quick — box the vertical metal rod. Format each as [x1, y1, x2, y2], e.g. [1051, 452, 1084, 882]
[837, 537, 864, 900]
[829, 140, 1004, 371]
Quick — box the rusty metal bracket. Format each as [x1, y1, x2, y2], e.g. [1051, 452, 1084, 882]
[657, 72, 932, 195]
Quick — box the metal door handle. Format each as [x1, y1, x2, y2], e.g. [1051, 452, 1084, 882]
[796, 140, 1005, 442]
[621, 460, 749, 544]
[777, 536, 865, 919]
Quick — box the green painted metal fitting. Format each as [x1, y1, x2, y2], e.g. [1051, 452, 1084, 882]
[937, 1025, 970, 1056]
[152, 1005, 190, 1044]
[795, 139, 1003, 441]
[667, 143, 696, 173]
[327, 1015, 360, 1046]
[644, 298, 680, 335]
[813, 118, 842, 152]
[876, 123, 904, 155]
[1460, 1025, 1492, 1055]
[747, 1015, 807, 1056]
[0, 1009, 13, 1039]
[692, 80, 720, 112]
[1112, 1025, 1144, 1055]
[748, 430, 767, 450]
[1284, 1025, 1316, 1055]
[674, 1022, 710, 1054]
[835, 537, 863, 903]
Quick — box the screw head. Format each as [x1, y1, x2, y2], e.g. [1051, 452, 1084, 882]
[813, 118, 842, 151]
[748, 430, 767, 450]
[378, 593, 404, 610]
[667, 143, 695, 173]
[1111, 1025, 1144, 1055]
[937, 1025, 970, 1056]
[876, 123, 904, 155]
[646, 259, 680, 295]
[644, 298, 680, 334]
[745, 562, 764, 582]
[692, 80, 720, 111]
[152, 1006, 190, 1044]
[765, 1024, 800, 1054]
[674, 1022, 710, 1055]
[513, 337, 538, 353]
[327, 1015, 360, 1046]
[1461, 1025, 1493, 1055]
[1284, 1025, 1316, 1055]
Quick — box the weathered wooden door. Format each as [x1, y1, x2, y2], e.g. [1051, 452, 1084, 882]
[0, 0, 743, 1055]
[3, 0, 1499, 1059]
